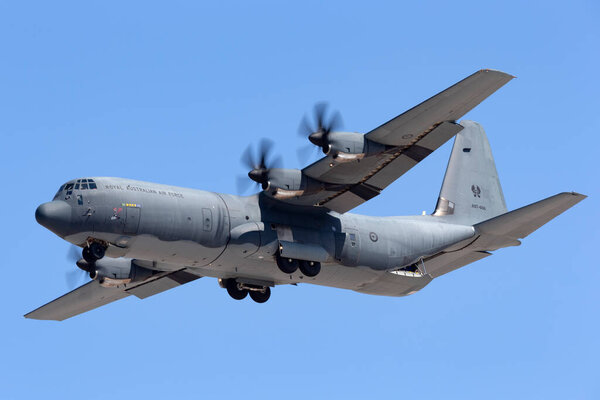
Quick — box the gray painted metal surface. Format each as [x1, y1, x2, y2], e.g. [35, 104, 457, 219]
[26, 69, 586, 321]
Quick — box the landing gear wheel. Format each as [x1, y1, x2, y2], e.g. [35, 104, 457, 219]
[276, 253, 299, 274]
[225, 279, 248, 300]
[299, 260, 321, 277]
[249, 287, 271, 303]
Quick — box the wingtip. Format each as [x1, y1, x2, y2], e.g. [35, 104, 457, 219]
[479, 68, 516, 79]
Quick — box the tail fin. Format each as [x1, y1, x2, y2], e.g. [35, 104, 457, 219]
[433, 120, 507, 225]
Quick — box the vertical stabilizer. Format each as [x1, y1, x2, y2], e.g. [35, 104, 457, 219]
[433, 120, 507, 225]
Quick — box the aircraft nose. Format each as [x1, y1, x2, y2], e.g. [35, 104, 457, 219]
[35, 201, 72, 236]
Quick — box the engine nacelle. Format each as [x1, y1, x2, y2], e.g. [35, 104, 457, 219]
[262, 169, 331, 200]
[87, 258, 156, 287]
[263, 168, 303, 192]
[325, 132, 387, 162]
[326, 131, 365, 155]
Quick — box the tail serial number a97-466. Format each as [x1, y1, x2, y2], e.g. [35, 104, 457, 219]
[26, 69, 586, 321]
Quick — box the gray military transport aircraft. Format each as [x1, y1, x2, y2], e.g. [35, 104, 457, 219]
[26, 69, 586, 321]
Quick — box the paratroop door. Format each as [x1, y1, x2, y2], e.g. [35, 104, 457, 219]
[124, 206, 141, 234]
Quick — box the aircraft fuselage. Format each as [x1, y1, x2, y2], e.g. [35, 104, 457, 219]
[36, 177, 476, 296]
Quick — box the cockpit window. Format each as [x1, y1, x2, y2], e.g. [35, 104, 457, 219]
[54, 179, 97, 199]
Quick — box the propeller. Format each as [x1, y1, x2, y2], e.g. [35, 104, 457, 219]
[298, 102, 343, 159]
[65, 245, 91, 289]
[236, 139, 283, 193]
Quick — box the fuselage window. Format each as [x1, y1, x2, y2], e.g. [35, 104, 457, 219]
[77, 195, 83, 205]
[89, 182, 97, 189]
[74, 183, 80, 190]
[65, 183, 74, 191]
[81, 183, 88, 190]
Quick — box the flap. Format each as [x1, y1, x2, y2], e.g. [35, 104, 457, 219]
[127, 270, 200, 299]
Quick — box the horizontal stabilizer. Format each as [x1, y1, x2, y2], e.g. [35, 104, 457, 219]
[473, 192, 587, 250]
[424, 192, 586, 278]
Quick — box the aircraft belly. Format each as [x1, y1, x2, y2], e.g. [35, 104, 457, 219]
[190, 250, 431, 297]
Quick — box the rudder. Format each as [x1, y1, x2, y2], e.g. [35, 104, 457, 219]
[433, 120, 507, 225]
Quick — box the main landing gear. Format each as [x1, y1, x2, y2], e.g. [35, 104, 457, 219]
[82, 242, 106, 263]
[275, 253, 321, 277]
[223, 279, 271, 303]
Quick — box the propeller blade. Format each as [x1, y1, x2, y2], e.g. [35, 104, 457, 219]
[240, 144, 256, 170]
[67, 245, 81, 263]
[65, 268, 88, 289]
[258, 138, 275, 169]
[65, 245, 89, 289]
[314, 102, 327, 132]
[236, 175, 256, 194]
[296, 143, 319, 164]
[298, 115, 313, 138]
[327, 110, 343, 133]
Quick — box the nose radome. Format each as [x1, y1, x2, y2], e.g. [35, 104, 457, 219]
[35, 201, 72, 236]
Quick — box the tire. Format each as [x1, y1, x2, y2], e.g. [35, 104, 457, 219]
[276, 253, 299, 274]
[249, 287, 271, 303]
[299, 260, 321, 277]
[225, 279, 248, 300]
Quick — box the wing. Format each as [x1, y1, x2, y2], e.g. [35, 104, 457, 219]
[25, 269, 201, 321]
[422, 192, 586, 278]
[275, 69, 514, 213]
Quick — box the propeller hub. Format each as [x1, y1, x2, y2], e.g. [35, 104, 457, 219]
[248, 168, 267, 184]
[308, 131, 325, 146]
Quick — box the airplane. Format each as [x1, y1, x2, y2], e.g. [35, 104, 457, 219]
[25, 69, 586, 321]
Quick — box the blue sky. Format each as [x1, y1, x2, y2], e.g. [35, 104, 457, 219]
[1, 1, 598, 399]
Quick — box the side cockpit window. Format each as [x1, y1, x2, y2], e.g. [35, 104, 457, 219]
[64, 183, 74, 195]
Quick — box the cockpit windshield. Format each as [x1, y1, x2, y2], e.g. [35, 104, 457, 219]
[54, 178, 97, 200]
